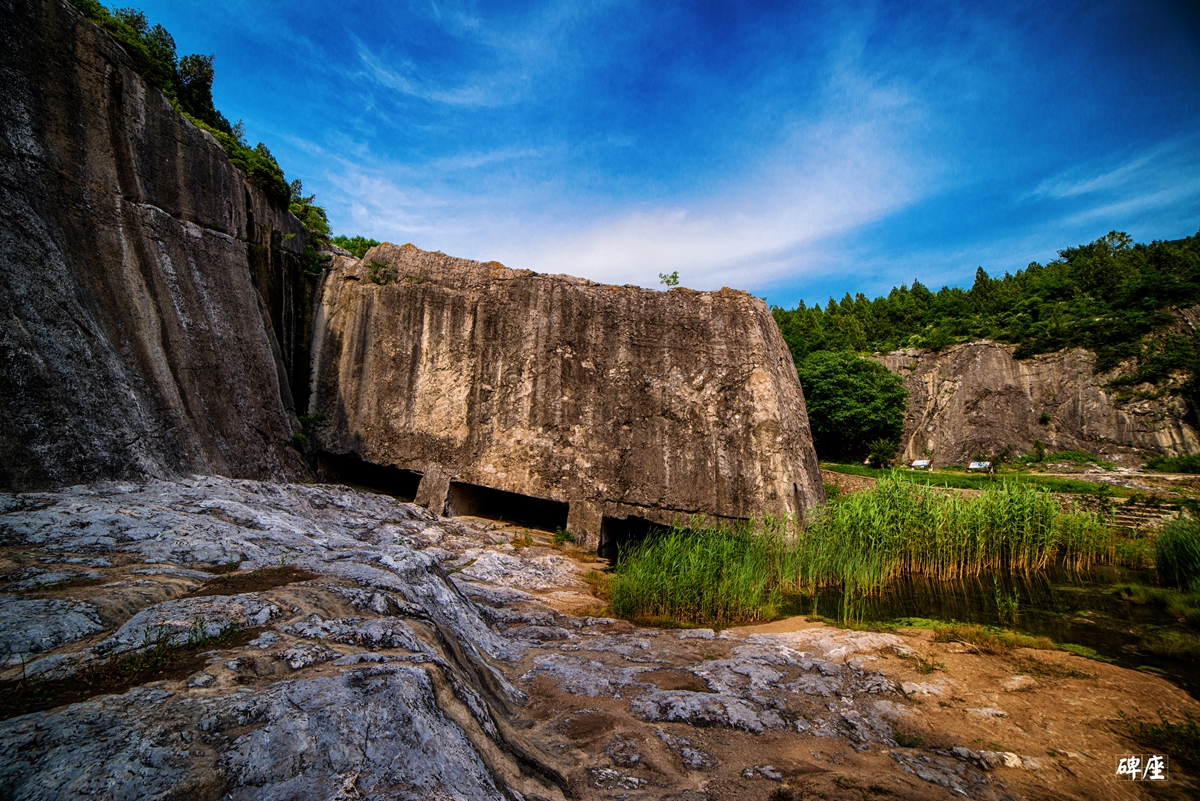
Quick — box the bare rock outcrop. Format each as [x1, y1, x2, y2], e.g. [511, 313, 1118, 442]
[874, 341, 1199, 466]
[309, 244, 824, 549]
[0, 0, 311, 489]
[5, 477, 1198, 799]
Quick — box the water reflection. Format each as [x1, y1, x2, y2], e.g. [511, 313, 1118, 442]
[787, 567, 1200, 700]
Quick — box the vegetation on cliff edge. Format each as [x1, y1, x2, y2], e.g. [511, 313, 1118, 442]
[67, 0, 373, 258]
[774, 230, 1200, 406]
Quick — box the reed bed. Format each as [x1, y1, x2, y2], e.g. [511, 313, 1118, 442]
[1155, 514, 1200, 591]
[608, 473, 1129, 626]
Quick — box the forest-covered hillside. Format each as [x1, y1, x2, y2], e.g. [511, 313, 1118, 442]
[773, 231, 1200, 390]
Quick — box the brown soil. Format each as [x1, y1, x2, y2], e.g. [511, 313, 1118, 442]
[521, 562, 1200, 800]
[641, 669, 713, 693]
[184, 565, 318, 597]
[0, 626, 264, 721]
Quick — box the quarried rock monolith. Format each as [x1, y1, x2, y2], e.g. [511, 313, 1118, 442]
[309, 244, 824, 551]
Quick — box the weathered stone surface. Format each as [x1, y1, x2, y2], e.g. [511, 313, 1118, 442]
[310, 243, 825, 548]
[0, 668, 508, 801]
[5, 477, 1196, 799]
[0, 598, 103, 665]
[0, 0, 312, 490]
[874, 341, 1200, 466]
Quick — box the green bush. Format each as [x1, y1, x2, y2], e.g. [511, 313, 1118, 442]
[1145, 454, 1200, 473]
[366, 260, 397, 285]
[331, 235, 381, 259]
[1155, 515, 1200, 591]
[796, 351, 907, 461]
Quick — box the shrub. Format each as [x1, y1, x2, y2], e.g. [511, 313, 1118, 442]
[866, 438, 898, 468]
[331, 235, 381, 259]
[366, 261, 397, 285]
[796, 351, 908, 461]
[1145, 454, 1200, 473]
[1155, 515, 1200, 591]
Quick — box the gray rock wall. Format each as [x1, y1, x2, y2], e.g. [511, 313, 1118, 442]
[0, 0, 310, 488]
[310, 244, 824, 548]
[873, 341, 1200, 466]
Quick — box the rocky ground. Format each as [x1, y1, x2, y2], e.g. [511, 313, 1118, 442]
[1, 478, 1197, 800]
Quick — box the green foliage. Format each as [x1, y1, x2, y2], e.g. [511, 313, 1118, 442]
[788, 476, 1115, 597]
[288, 180, 329, 240]
[608, 521, 782, 626]
[1116, 583, 1200, 627]
[930, 623, 1057, 654]
[331, 235, 381, 259]
[659, 271, 680, 287]
[1012, 448, 1112, 468]
[866, 438, 898, 468]
[289, 412, 326, 450]
[993, 576, 1020, 625]
[1155, 515, 1200, 591]
[773, 230, 1200, 400]
[69, 0, 344, 244]
[1146, 454, 1200, 473]
[1120, 710, 1200, 768]
[552, 527, 576, 546]
[821, 462, 1130, 495]
[366, 260, 397, 285]
[797, 351, 907, 460]
[176, 53, 229, 131]
[607, 475, 1125, 626]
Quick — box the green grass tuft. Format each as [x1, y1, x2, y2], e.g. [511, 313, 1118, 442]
[1121, 710, 1200, 768]
[1154, 515, 1200, 591]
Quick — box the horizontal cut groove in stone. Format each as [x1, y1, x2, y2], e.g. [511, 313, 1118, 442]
[315, 452, 423, 502]
[447, 481, 569, 533]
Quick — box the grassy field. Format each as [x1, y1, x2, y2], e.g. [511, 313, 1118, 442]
[822, 462, 1129, 495]
[606, 474, 1150, 626]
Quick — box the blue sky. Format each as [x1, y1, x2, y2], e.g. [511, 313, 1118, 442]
[136, 0, 1200, 308]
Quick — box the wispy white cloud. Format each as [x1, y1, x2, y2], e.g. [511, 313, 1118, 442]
[309, 22, 945, 291]
[1031, 131, 1200, 200]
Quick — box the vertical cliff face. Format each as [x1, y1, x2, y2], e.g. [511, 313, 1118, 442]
[0, 0, 310, 488]
[873, 341, 1200, 466]
[310, 244, 825, 549]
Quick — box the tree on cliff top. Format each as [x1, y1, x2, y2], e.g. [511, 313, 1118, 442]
[796, 351, 907, 462]
[774, 229, 1200, 408]
[69, 0, 388, 259]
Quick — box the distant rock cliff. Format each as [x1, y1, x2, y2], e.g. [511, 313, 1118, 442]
[873, 341, 1199, 466]
[0, 0, 312, 488]
[310, 244, 825, 549]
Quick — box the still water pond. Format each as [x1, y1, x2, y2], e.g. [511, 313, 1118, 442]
[790, 568, 1200, 700]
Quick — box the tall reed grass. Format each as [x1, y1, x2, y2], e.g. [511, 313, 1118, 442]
[608, 473, 1129, 626]
[1155, 515, 1200, 591]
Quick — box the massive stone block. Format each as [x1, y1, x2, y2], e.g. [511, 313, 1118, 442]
[310, 244, 825, 550]
[0, 0, 311, 488]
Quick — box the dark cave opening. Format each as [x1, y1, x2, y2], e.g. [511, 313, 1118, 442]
[445, 481, 569, 532]
[315, 452, 423, 502]
[599, 514, 670, 562]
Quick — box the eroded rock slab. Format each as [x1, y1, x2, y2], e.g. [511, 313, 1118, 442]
[3, 477, 1199, 800]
